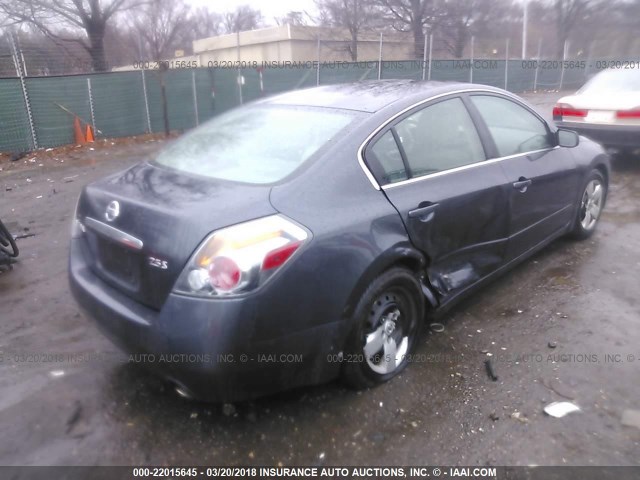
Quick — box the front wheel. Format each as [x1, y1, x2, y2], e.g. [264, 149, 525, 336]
[342, 267, 424, 389]
[570, 169, 607, 240]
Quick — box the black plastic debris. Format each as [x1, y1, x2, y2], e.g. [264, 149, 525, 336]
[484, 358, 498, 381]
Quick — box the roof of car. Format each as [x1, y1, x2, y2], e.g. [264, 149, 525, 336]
[262, 80, 488, 113]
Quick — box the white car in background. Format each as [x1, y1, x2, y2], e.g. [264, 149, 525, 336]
[553, 68, 640, 154]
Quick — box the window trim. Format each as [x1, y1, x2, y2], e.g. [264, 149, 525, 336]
[381, 146, 559, 190]
[465, 92, 556, 159]
[357, 88, 556, 190]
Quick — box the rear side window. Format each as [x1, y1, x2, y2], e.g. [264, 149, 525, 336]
[395, 97, 485, 177]
[365, 97, 486, 185]
[155, 105, 356, 184]
[470, 95, 553, 157]
[368, 131, 409, 184]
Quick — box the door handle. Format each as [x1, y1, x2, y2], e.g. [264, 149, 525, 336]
[512, 178, 532, 193]
[409, 202, 439, 220]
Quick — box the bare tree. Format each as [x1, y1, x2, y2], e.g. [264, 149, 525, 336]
[186, 7, 223, 41]
[316, 0, 379, 61]
[222, 5, 262, 34]
[274, 10, 310, 27]
[133, 0, 190, 136]
[375, 0, 440, 58]
[438, 0, 512, 58]
[553, 0, 600, 58]
[0, 0, 143, 72]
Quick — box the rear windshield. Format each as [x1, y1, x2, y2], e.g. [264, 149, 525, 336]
[579, 69, 640, 94]
[154, 104, 357, 184]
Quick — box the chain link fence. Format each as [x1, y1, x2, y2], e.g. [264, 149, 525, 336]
[1, 30, 639, 154]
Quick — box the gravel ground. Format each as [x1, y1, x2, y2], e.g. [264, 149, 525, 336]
[0, 92, 639, 466]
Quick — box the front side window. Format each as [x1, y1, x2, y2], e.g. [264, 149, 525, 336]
[470, 95, 553, 157]
[155, 105, 357, 184]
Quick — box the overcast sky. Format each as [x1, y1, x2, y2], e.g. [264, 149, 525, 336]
[187, 0, 319, 25]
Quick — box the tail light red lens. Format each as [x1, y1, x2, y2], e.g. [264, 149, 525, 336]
[175, 215, 310, 297]
[208, 257, 241, 291]
[616, 109, 640, 119]
[262, 241, 302, 270]
[553, 104, 588, 120]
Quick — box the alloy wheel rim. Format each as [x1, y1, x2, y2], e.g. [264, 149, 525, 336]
[363, 291, 410, 375]
[580, 179, 603, 231]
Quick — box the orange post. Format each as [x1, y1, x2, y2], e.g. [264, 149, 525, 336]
[73, 117, 86, 144]
[85, 124, 94, 142]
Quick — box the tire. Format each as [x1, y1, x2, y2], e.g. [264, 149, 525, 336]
[342, 267, 424, 389]
[570, 169, 607, 240]
[0, 219, 18, 258]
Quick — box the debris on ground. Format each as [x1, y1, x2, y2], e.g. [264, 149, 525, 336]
[222, 403, 236, 417]
[49, 370, 65, 378]
[66, 401, 83, 434]
[484, 358, 498, 381]
[429, 323, 445, 333]
[489, 413, 500, 421]
[10, 152, 27, 162]
[543, 401, 581, 418]
[13, 232, 36, 240]
[540, 379, 575, 400]
[621, 410, 640, 430]
[548, 341, 557, 349]
[510, 411, 529, 424]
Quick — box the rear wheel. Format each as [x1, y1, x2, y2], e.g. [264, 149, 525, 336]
[570, 169, 606, 240]
[342, 268, 424, 389]
[0, 219, 18, 259]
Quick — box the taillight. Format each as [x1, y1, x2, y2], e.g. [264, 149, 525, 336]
[209, 256, 241, 291]
[553, 103, 588, 120]
[175, 215, 310, 297]
[616, 109, 640, 119]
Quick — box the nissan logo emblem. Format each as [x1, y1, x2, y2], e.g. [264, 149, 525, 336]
[105, 201, 120, 222]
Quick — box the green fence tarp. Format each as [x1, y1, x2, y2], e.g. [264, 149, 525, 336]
[0, 59, 629, 153]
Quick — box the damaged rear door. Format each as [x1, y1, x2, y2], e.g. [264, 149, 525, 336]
[365, 95, 511, 297]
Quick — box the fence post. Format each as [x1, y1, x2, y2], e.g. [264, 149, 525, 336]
[522, 0, 528, 59]
[533, 38, 542, 91]
[191, 70, 199, 126]
[9, 31, 37, 150]
[377, 33, 383, 80]
[141, 69, 152, 133]
[559, 40, 568, 91]
[585, 40, 595, 81]
[236, 30, 243, 105]
[316, 36, 321, 86]
[87, 78, 96, 133]
[504, 38, 510, 90]
[470, 36, 475, 83]
[422, 34, 428, 80]
[427, 34, 433, 81]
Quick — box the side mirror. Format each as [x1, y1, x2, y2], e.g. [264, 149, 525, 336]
[557, 128, 579, 148]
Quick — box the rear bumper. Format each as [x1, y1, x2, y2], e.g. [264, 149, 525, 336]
[557, 122, 640, 150]
[69, 239, 343, 402]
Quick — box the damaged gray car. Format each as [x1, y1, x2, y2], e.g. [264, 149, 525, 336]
[69, 80, 610, 401]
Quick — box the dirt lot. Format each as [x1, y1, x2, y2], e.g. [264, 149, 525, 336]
[0, 93, 639, 466]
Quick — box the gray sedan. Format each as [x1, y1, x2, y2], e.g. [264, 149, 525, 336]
[69, 80, 610, 401]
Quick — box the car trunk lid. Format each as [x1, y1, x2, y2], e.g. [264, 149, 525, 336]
[76, 162, 276, 310]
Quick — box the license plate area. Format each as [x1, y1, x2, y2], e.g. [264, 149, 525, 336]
[96, 237, 141, 289]
[586, 110, 615, 123]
